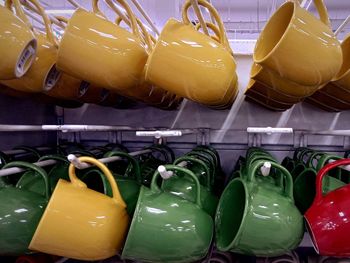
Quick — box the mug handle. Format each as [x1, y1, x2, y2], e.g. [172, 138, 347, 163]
[174, 156, 211, 190]
[247, 160, 294, 201]
[6, 0, 59, 47]
[39, 154, 69, 163]
[150, 164, 202, 208]
[316, 154, 343, 178]
[182, 0, 231, 52]
[54, 15, 69, 25]
[195, 22, 223, 43]
[305, 152, 326, 169]
[3, 161, 50, 200]
[13, 146, 41, 160]
[290, 0, 331, 28]
[298, 148, 315, 164]
[92, 0, 152, 51]
[103, 151, 142, 183]
[313, 159, 350, 203]
[68, 156, 126, 208]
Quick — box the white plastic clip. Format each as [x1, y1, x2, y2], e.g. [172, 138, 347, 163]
[261, 162, 271, 176]
[158, 165, 174, 179]
[67, 154, 90, 169]
[136, 130, 182, 139]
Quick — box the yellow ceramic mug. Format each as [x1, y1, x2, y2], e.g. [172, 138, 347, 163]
[0, 4, 36, 80]
[145, 0, 237, 105]
[245, 79, 294, 111]
[254, 0, 342, 86]
[317, 34, 350, 102]
[29, 156, 129, 260]
[92, 0, 176, 107]
[250, 63, 318, 101]
[1, 0, 61, 93]
[57, 0, 148, 92]
[193, 21, 237, 109]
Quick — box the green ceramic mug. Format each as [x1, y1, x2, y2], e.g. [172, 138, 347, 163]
[293, 154, 345, 214]
[281, 156, 295, 173]
[16, 155, 69, 196]
[0, 161, 50, 255]
[184, 152, 214, 188]
[121, 165, 213, 263]
[215, 160, 303, 257]
[162, 156, 218, 217]
[104, 151, 142, 215]
[316, 154, 347, 182]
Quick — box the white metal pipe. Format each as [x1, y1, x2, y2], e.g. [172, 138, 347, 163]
[0, 149, 152, 177]
[128, 0, 160, 35]
[247, 127, 293, 134]
[335, 15, 350, 36]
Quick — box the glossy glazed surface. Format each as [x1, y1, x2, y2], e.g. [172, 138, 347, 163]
[0, 161, 49, 255]
[215, 160, 303, 256]
[57, 9, 147, 91]
[305, 159, 350, 256]
[145, 18, 237, 105]
[250, 63, 319, 99]
[1, 33, 60, 92]
[0, 5, 36, 80]
[254, 1, 342, 86]
[29, 157, 129, 261]
[162, 161, 218, 217]
[122, 165, 213, 263]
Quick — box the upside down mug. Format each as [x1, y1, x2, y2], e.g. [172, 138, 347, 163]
[29, 156, 129, 260]
[145, 0, 237, 105]
[1, 0, 61, 93]
[254, 0, 342, 86]
[215, 160, 303, 256]
[0, 4, 36, 80]
[57, 0, 148, 92]
[0, 161, 50, 255]
[121, 165, 213, 263]
[305, 159, 350, 256]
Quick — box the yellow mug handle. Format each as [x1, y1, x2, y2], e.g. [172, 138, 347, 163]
[6, 0, 59, 47]
[92, 0, 152, 50]
[182, 0, 233, 53]
[54, 15, 69, 25]
[291, 0, 331, 28]
[115, 16, 154, 52]
[68, 156, 127, 208]
[195, 22, 223, 44]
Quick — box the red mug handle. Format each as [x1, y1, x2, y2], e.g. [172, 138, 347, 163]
[314, 158, 350, 203]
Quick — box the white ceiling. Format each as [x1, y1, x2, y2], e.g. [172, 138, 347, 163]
[21, 0, 350, 40]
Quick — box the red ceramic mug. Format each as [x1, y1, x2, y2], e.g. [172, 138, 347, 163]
[305, 158, 350, 256]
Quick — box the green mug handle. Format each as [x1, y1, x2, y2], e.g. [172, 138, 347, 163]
[247, 154, 276, 167]
[150, 165, 202, 208]
[192, 148, 218, 167]
[247, 160, 294, 201]
[174, 156, 211, 190]
[146, 145, 171, 163]
[39, 154, 68, 163]
[104, 151, 141, 183]
[3, 161, 50, 200]
[305, 152, 326, 170]
[185, 152, 215, 184]
[293, 147, 310, 161]
[298, 148, 315, 164]
[316, 154, 343, 179]
[13, 146, 41, 159]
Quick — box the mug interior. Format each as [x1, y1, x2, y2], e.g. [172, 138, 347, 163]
[15, 39, 37, 78]
[44, 65, 62, 91]
[216, 179, 246, 250]
[254, 2, 294, 62]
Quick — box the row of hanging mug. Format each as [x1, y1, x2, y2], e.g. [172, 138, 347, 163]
[245, 0, 350, 112]
[229, 147, 350, 258]
[0, 0, 240, 110]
